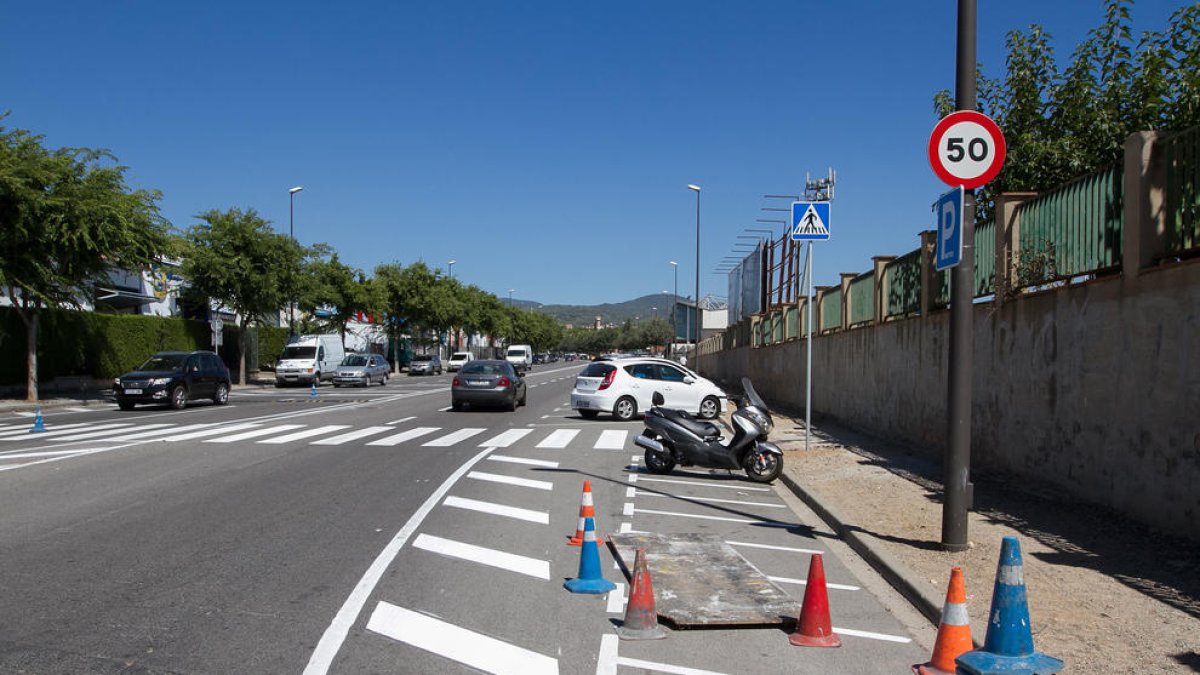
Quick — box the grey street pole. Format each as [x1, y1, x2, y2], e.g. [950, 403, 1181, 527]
[687, 184, 701, 354]
[288, 186, 303, 335]
[448, 259, 456, 279]
[805, 240, 813, 454]
[943, 0, 977, 552]
[670, 261, 678, 355]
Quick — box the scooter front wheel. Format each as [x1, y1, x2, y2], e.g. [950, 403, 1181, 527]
[643, 446, 676, 475]
[742, 448, 783, 483]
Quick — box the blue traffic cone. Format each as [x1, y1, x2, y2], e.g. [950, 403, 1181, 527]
[29, 406, 45, 433]
[955, 536, 1064, 675]
[564, 517, 615, 595]
[310, 381, 318, 400]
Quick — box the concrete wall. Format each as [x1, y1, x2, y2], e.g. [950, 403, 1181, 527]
[697, 261, 1200, 541]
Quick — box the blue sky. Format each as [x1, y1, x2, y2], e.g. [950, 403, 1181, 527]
[1, 1, 1183, 306]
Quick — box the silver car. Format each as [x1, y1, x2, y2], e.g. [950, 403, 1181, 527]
[333, 353, 390, 387]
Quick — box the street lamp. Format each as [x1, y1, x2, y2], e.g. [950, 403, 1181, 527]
[508, 289, 515, 306]
[288, 186, 303, 334]
[687, 184, 701, 353]
[448, 259, 456, 279]
[669, 261, 679, 355]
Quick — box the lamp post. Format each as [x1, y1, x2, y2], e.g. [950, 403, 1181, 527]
[687, 184, 701, 354]
[669, 261, 679, 355]
[448, 259, 456, 279]
[508, 289, 515, 306]
[288, 186, 303, 335]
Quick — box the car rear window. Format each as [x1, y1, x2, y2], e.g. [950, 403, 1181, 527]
[461, 362, 505, 375]
[580, 363, 616, 378]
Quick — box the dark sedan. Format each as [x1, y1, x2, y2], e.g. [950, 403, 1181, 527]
[451, 360, 527, 412]
[113, 351, 231, 410]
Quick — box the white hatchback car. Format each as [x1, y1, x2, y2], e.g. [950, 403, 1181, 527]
[571, 358, 726, 421]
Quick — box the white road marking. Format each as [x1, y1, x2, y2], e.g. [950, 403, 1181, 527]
[626, 487, 636, 498]
[412, 533, 550, 580]
[537, 428, 579, 448]
[631, 476, 771, 491]
[366, 427, 440, 446]
[467, 471, 553, 491]
[606, 583, 626, 613]
[769, 576, 861, 591]
[41, 423, 175, 442]
[423, 428, 486, 447]
[260, 425, 350, 444]
[302, 447, 493, 675]
[98, 423, 216, 442]
[206, 424, 305, 443]
[631, 490, 786, 509]
[619, 522, 633, 533]
[479, 428, 534, 447]
[438, 406, 453, 412]
[13, 412, 36, 418]
[386, 416, 415, 425]
[0, 449, 93, 460]
[311, 426, 394, 445]
[594, 430, 628, 449]
[159, 422, 262, 442]
[623, 502, 635, 516]
[831, 626, 912, 643]
[64, 407, 95, 413]
[488, 455, 558, 468]
[366, 601, 558, 675]
[0, 422, 107, 440]
[597, 634, 729, 675]
[631, 507, 795, 527]
[443, 496, 549, 524]
[726, 541, 823, 555]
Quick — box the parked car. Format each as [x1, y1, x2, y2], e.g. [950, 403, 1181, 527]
[570, 357, 725, 421]
[447, 352, 474, 372]
[505, 344, 533, 374]
[333, 353, 390, 387]
[408, 354, 443, 376]
[451, 360, 527, 411]
[533, 353, 547, 365]
[113, 351, 231, 411]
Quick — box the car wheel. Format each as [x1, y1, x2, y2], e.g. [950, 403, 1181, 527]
[213, 383, 230, 406]
[117, 401, 135, 411]
[506, 396, 518, 412]
[169, 385, 188, 410]
[380, 375, 387, 387]
[579, 409, 599, 419]
[698, 396, 720, 419]
[519, 390, 527, 407]
[613, 396, 638, 421]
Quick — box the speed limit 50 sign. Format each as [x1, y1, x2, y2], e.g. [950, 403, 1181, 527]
[927, 110, 1006, 189]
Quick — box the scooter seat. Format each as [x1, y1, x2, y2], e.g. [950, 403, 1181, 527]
[658, 408, 721, 439]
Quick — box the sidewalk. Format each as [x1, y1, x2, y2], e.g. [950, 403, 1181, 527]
[0, 379, 275, 415]
[770, 408, 1200, 673]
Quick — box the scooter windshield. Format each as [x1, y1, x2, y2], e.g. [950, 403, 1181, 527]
[741, 378, 768, 412]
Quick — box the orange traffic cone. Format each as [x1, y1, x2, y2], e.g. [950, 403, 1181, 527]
[568, 480, 603, 546]
[913, 567, 973, 675]
[616, 548, 666, 640]
[788, 553, 841, 648]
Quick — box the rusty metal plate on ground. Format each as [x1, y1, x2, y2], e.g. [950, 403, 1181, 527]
[607, 532, 799, 627]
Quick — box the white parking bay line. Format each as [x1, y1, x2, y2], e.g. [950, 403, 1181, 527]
[632, 475, 771, 492]
[467, 471, 553, 491]
[443, 496, 549, 524]
[206, 424, 305, 443]
[160, 422, 262, 442]
[311, 426, 395, 445]
[537, 429, 579, 448]
[631, 507, 795, 527]
[260, 425, 351, 444]
[769, 576, 861, 591]
[366, 602, 558, 675]
[594, 430, 628, 450]
[726, 541, 823, 555]
[830, 626, 912, 643]
[423, 428, 486, 447]
[488, 455, 559, 468]
[479, 428, 534, 447]
[412, 533, 550, 580]
[366, 427, 440, 446]
[632, 490, 787, 509]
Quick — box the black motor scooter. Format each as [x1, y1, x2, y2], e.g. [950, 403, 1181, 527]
[633, 377, 783, 483]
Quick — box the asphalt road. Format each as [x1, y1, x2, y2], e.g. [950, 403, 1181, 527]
[0, 364, 928, 674]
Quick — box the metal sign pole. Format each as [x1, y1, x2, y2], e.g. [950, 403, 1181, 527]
[805, 240, 813, 453]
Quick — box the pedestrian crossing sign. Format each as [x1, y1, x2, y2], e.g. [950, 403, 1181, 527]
[791, 202, 831, 241]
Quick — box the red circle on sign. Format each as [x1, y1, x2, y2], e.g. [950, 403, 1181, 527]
[927, 110, 1006, 189]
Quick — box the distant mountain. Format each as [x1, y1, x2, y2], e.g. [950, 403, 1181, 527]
[528, 294, 682, 327]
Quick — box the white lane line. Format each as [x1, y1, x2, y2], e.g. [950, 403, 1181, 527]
[488, 455, 558, 468]
[831, 626, 912, 643]
[594, 430, 628, 450]
[631, 507, 795, 527]
[64, 407, 95, 413]
[311, 426, 395, 445]
[632, 476, 771, 491]
[97, 423, 216, 442]
[467, 471, 553, 491]
[537, 428, 579, 448]
[540, 414, 553, 419]
[366, 601, 558, 675]
[39, 423, 175, 442]
[386, 416, 415, 425]
[479, 428, 534, 447]
[443, 496, 549, 524]
[160, 422, 262, 442]
[423, 428, 486, 447]
[606, 583, 626, 613]
[0, 449, 94, 460]
[438, 406, 453, 412]
[12, 412, 36, 418]
[260, 425, 351, 444]
[726, 541, 823, 555]
[769, 576, 861, 591]
[412, 533, 550, 580]
[0, 422, 115, 440]
[631, 490, 787, 509]
[302, 447, 493, 675]
[366, 427, 440, 446]
[206, 424, 305, 443]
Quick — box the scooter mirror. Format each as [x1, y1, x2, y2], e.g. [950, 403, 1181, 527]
[652, 391, 665, 406]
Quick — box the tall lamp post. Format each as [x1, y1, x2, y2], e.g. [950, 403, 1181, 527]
[687, 184, 701, 355]
[288, 186, 303, 335]
[669, 261, 678, 356]
[447, 260, 457, 351]
[508, 289, 515, 306]
[447, 259, 456, 279]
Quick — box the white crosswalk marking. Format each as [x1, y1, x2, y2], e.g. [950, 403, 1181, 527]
[206, 424, 305, 443]
[102, 423, 216, 442]
[537, 428, 579, 448]
[260, 425, 351, 444]
[412, 534, 550, 580]
[478, 428, 534, 447]
[161, 423, 262, 442]
[423, 428, 486, 447]
[466, 471, 553, 491]
[595, 429, 628, 449]
[311, 426, 395, 445]
[0, 422, 90, 439]
[46, 423, 176, 442]
[1, 422, 131, 441]
[442, 496, 548, 524]
[366, 427, 440, 446]
[488, 455, 559, 468]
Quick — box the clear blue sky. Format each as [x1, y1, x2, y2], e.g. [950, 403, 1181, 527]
[1, 1, 1183, 306]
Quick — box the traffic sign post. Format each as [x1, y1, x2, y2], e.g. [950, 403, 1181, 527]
[927, 110, 1006, 190]
[790, 201, 831, 241]
[935, 187, 965, 271]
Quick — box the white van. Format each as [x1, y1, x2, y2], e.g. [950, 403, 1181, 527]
[275, 334, 345, 386]
[447, 351, 474, 372]
[505, 344, 533, 374]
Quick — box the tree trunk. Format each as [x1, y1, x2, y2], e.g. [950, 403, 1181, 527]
[238, 319, 248, 385]
[24, 311, 38, 402]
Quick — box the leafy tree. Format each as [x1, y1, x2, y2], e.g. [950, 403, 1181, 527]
[0, 119, 171, 400]
[298, 248, 368, 342]
[180, 207, 302, 384]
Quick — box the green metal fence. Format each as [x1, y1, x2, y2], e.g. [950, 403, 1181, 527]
[819, 287, 842, 332]
[1165, 126, 1200, 257]
[848, 271, 875, 326]
[785, 305, 798, 339]
[974, 218, 995, 296]
[884, 249, 921, 318]
[771, 310, 784, 343]
[1015, 163, 1123, 286]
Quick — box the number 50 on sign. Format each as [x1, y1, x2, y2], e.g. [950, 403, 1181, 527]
[927, 110, 1006, 189]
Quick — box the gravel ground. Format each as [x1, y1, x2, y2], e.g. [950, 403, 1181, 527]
[767, 410, 1200, 673]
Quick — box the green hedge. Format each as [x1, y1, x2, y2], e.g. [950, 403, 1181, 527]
[258, 324, 289, 370]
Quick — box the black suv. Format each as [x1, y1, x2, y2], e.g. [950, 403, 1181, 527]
[113, 351, 232, 411]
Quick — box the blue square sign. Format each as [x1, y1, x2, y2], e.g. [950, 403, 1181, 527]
[935, 187, 964, 270]
[791, 202, 831, 241]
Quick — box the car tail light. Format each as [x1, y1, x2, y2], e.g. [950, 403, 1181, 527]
[452, 377, 461, 386]
[497, 376, 511, 387]
[598, 369, 616, 390]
